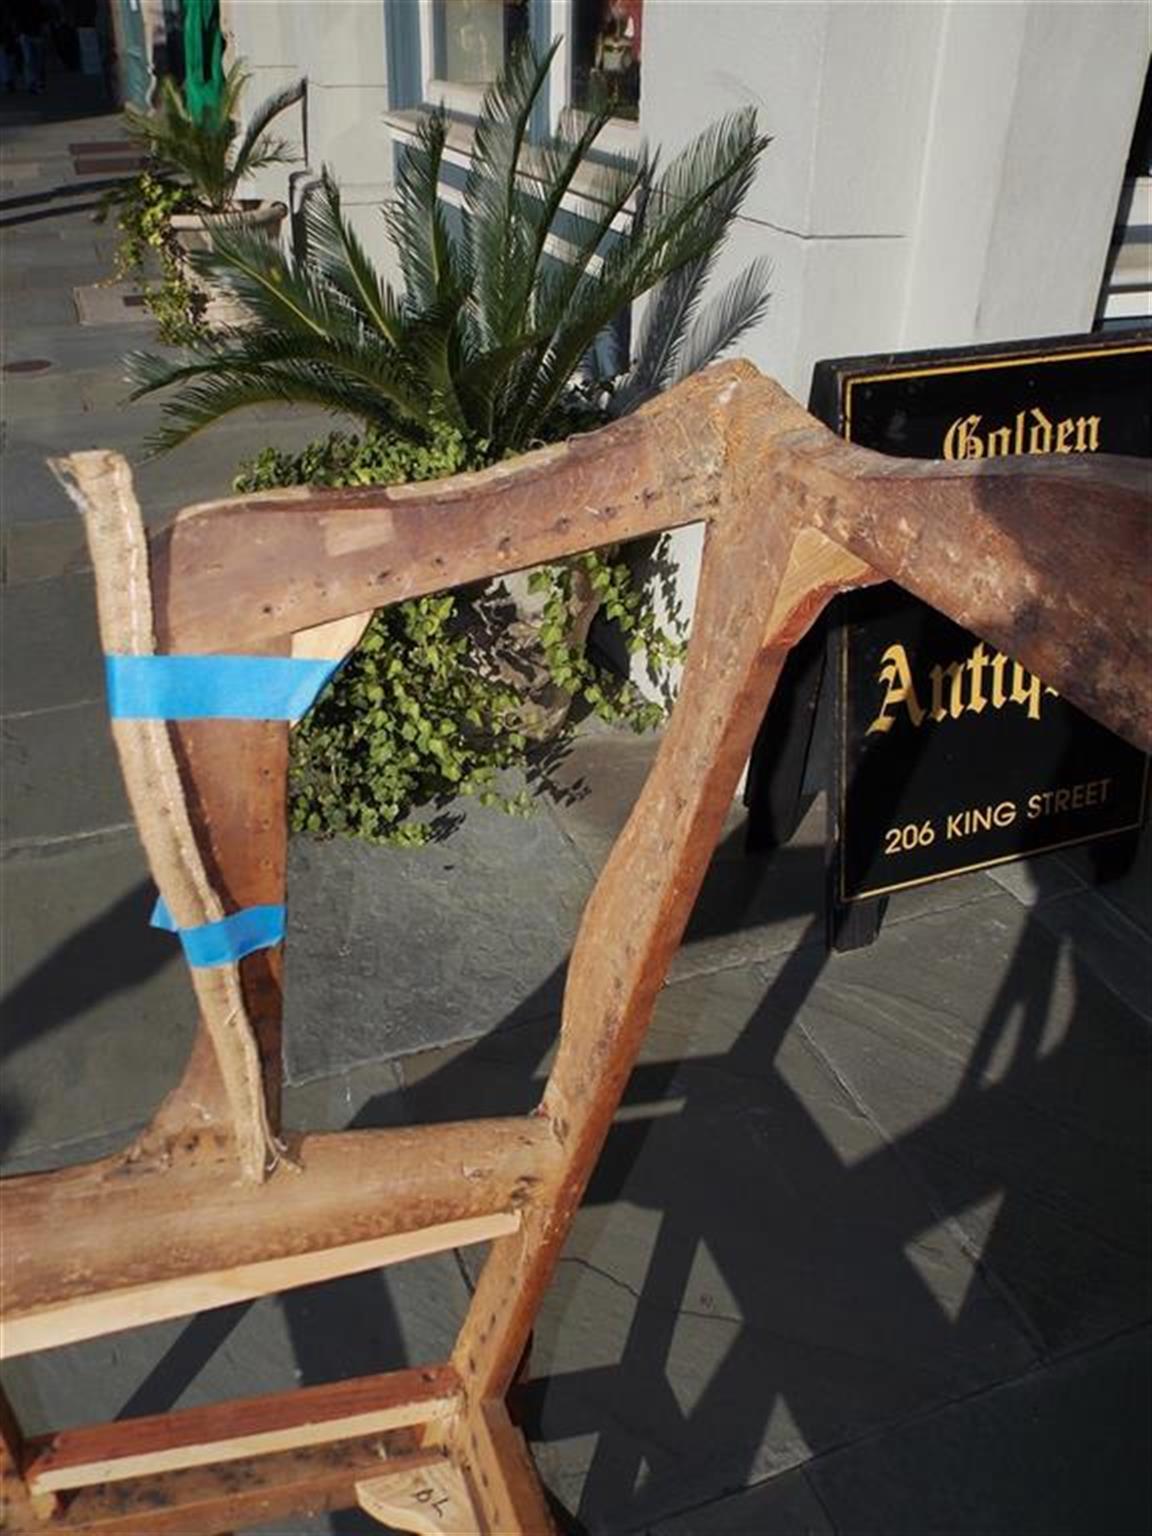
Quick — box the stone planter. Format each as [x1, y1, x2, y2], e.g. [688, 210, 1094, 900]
[170, 200, 287, 329]
[467, 563, 600, 742]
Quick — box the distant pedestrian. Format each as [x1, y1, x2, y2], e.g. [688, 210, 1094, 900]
[13, 0, 48, 93]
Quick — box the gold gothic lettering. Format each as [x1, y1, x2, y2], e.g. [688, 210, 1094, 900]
[942, 408, 1101, 461]
[866, 640, 1058, 734]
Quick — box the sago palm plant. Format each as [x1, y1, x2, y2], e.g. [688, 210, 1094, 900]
[128, 40, 771, 455]
[122, 61, 302, 212]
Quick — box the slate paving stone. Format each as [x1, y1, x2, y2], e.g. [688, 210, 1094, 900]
[806, 1327, 1152, 1536]
[3, 317, 155, 370]
[3, 406, 344, 527]
[0, 1248, 469, 1430]
[283, 796, 592, 1080]
[395, 1008, 559, 1125]
[650, 1467, 833, 1535]
[1, 516, 91, 584]
[0, 286, 77, 325]
[543, 729, 1004, 987]
[2, 365, 119, 418]
[1059, 820, 1152, 936]
[282, 1055, 408, 1133]
[3, 258, 108, 294]
[0, 840, 191, 1166]
[0, 567, 104, 712]
[984, 845, 1089, 908]
[795, 895, 1152, 1355]
[1028, 886, 1151, 1020]
[1, 700, 129, 846]
[520, 964, 1035, 1534]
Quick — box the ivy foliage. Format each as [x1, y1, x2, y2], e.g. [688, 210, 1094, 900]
[106, 171, 208, 345]
[235, 427, 685, 845]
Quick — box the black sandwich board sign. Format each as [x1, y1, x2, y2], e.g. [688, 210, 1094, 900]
[745, 329, 1151, 950]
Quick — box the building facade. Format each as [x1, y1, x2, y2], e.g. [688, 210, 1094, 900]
[220, 0, 1150, 611]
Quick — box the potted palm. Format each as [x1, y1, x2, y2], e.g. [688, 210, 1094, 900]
[107, 61, 302, 338]
[128, 40, 771, 839]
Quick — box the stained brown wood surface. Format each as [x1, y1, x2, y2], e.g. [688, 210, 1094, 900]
[454, 530, 871, 1402]
[50, 451, 277, 1181]
[463, 1399, 557, 1536]
[3, 1213, 520, 1360]
[1, 1119, 556, 1328]
[25, 1365, 459, 1493]
[147, 368, 1150, 750]
[168, 708, 290, 1129]
[3, 1437, 437, 1536]
[9, 364, 1148, 1536]
[357, 1457, 477, 1534]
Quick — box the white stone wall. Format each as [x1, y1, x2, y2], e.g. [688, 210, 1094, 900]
[631, 0, 1147, 637]
[217, 0, 1149, 657]
[221, 0, 396, 267]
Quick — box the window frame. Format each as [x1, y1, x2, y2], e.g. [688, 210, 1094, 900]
[418, 0, 527, 116]
[411, 1, 645, 150]
[560, 0, 644, 136]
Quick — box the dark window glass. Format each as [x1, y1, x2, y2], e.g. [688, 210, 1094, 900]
[434, 0, 530, 85]
[571, 0, 643, 121]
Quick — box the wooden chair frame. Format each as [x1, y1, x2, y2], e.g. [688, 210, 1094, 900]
[1, 364, 1147, 1534]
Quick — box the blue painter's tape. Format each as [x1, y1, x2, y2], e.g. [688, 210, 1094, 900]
[151, 898, 286, 967]
[106, 654, 342, 721]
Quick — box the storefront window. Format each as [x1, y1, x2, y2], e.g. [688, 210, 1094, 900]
[434, 0, 530, 86]
[571, 0, 643, 121]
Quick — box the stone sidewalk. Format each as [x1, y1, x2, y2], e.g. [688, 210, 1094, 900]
[2, 84, 1150, 1536]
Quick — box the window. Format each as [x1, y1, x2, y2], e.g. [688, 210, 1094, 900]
[434, 0, 530, 86]
[570, 0, 643, 121]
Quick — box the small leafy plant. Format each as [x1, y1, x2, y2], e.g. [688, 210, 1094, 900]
[132, 39, 764, 842]
[126, 40, 770, 455]
[236, 428, 683, 844]
[108, 171, 206, 344]
[102, 62, 301, 342]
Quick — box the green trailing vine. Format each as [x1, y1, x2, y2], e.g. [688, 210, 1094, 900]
[104, 172, 208, 345]
[529, 554, 685, 732]
[234, 426, 686, 846]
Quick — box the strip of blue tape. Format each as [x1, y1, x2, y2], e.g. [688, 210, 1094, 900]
[152, 898, 286, 968]
[106, 654, 342, 721]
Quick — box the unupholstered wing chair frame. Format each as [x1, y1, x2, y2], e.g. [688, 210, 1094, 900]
[0, 364, 1147, 1534]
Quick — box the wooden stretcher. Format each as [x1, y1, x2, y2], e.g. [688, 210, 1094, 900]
[0, 363, 1147, 1534]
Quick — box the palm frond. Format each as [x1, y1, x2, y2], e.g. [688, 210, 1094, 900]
[670, 258, 772, 385]
[184, 222, 365, 341]
[231, 77, 304, 188]
[384, 107, 460, 312]
[503, 100, 617, 343]
[231, 135, 298, 185]
[127, 330, 430, 425]
[453, 330, 549, 438]
[121, 62, 299, 210]
[464, 39, 557, 350]
[140, 363, 411, 455]
[611, 257, 706, 415]
[524, 109, 767, 432]
[402, 301, 470, 430]
[129, 70, 238, 208]
[613, 136, 761, 413]
[501, 151, 651, 447]
[304, 170, 407, 344]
